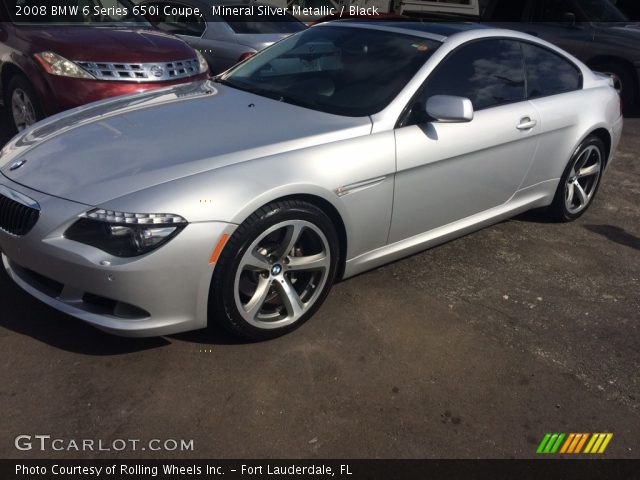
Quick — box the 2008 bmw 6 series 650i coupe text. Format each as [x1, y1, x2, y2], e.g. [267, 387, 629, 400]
[0, 22, 623, 340]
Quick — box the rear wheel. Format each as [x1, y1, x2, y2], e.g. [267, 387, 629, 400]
[547, 135, 605, 222]
[210, 200, 340, 341]
[5, 74, 43, 134]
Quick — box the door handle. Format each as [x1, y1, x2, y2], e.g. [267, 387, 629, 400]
[517, 118, 537, 130]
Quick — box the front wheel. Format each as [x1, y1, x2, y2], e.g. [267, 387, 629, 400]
[210, 200, 340, 341]
[6, 74, 43, 134]
[547, 135, 605, 222]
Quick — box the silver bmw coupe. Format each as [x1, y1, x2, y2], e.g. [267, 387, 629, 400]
[0, 22, 623, 340]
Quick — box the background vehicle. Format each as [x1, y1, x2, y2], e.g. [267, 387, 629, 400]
[138, 0, 306, 73]
[0, 23, 622, 341]
[0, 0, 209, 134]
[612, 0, 640, 21]
[481, 0, 640, 111]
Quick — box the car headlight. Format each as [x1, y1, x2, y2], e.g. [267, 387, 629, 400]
[34, 51, 95, 79]
[65, 209, 187, 257]
[195, 49, 210, 74]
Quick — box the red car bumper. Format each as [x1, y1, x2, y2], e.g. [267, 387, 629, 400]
[40, 72, 210, 116]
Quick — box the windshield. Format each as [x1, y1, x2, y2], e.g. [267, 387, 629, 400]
[219, 26, 441, 117]
[4, 0, 150, 26]
[578, 0, 628, 21]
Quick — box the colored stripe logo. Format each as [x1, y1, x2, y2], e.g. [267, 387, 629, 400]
[537, 433, 613, 454]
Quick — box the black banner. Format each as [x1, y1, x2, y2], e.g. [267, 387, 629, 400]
[3, 460, 640, 480]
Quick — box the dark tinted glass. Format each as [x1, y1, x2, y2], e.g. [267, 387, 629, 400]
[615, 0, 640, 20]
[223, 27, 440, 117]
[579, 0, 628, 21]
[424, 39, 526, 110]
[485, 0, 528, 21]
[534, 0, 579, 21]
[522, 43, 581, 98]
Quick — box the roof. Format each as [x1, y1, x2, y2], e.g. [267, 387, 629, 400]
[318, 20, 491, 41]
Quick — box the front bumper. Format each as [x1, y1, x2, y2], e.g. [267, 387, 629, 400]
[0, 179, 235, 337]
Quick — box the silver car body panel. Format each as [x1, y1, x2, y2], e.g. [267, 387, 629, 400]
[0, 25, 624, 336]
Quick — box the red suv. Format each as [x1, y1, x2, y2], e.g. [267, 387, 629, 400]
[0, 0, 209, 134]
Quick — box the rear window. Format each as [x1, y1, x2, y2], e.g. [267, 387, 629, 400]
[522, 43, 582, 99]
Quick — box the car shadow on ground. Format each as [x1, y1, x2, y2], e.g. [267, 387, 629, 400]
[512, 208, 555, 224]
[0, 264, 247, 353]
[584, 224, 640, 252]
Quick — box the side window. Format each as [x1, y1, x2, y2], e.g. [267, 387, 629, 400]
[522, 43, 582, 98]
[423, 39, 526, 112]
[152, 2, 206, 37]
[533, 0, 579, 21]
[485, 0, 528, 21]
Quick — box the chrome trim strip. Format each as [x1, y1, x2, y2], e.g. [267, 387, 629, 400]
[0, 185, 41, 210]
[335, 176, 387, 197]
[75, 58, 201, 83]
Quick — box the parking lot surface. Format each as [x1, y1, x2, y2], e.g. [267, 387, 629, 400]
[0, 108, 638, 459]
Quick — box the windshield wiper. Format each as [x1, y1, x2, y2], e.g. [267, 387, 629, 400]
[215, 78, 318, 110]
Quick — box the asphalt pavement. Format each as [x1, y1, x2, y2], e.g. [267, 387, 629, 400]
[0, 108, 638, 459]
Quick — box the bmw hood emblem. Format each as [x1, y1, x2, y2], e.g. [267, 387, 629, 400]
[9, 159, 27, 171]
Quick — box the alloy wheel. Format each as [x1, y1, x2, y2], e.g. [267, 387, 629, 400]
[564, 145, 602, 215]
[11, 88, 37, 132]
[233, 220, 331, 329]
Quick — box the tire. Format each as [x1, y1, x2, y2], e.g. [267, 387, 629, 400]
[591, 61, 637, 112]
[547, 135, 606, 223]
[5, 74, 43, 135]
[209, 200, 340, 341]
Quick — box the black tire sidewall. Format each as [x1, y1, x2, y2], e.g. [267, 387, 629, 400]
[6, 75, 43, 134]
[551, 136, 605, 222]
[211, 201, 340, 341]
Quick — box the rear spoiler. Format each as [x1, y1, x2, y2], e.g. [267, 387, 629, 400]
[593, 71, 616, 89]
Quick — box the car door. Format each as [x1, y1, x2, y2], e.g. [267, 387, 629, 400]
[518, 41, 587, 188]
[389, 39, 541, 243]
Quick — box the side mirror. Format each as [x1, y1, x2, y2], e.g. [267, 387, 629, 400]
[561, 12, 576, 25]
[425, 95, 474, 123]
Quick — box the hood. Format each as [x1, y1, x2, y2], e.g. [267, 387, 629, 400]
[0, 81, 371, 206]
[16, 26, 195, 62]
[592, 23, 640, 58]
[593, 22, 640, 38]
